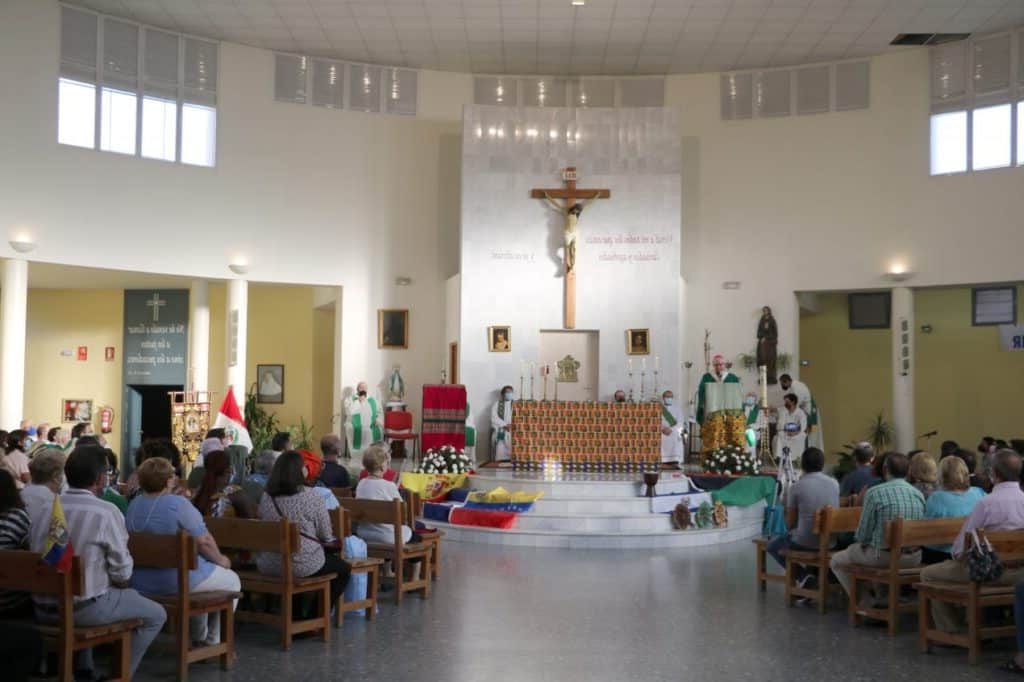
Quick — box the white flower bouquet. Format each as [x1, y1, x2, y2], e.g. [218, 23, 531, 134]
[703, 443, 760, 476]
[416, 445, 474, 474]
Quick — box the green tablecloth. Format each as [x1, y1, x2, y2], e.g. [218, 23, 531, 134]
[710, 475, 775, 507]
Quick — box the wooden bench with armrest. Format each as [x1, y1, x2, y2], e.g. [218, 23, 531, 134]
[0, 552, 139, 682]
[205, 517, 334, 650]
[783, 505, 862, 614]
[128, 530, 241, 681]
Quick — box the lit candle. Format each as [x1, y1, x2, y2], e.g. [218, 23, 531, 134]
[654, 356, 660, 371]
[628, 359, 633, 372]
[759, 365, 768, 405]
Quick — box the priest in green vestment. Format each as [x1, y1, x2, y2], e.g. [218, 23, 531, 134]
[660, 390, 684, 466]
[344, 381, 383, 458]
[696, 354, 745, 459]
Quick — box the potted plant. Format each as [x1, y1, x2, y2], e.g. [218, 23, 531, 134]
[866, 412, 894, 452]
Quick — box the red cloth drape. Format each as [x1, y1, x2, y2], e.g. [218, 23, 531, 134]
[421, 384, 466, 452]
[449, 508, 517, 529]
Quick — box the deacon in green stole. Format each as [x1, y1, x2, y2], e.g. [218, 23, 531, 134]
[660, 390, 684, 466]
[344, 381, 383, 457]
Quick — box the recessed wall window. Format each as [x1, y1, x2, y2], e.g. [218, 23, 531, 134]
[57, 78, 96, 148]
[971, 103, 1012, 170]
[972, 286, 1017, 325]
[1018, 102, 1024, 166]
[181, 104, 216, 167]
[99, 87, 137, 154]
[930, 111, 968, 175]
[141, 96, 177, 161]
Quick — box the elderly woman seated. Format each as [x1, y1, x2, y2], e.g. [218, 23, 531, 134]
[241, 450, 277, 507]
[126, 458, 241, 647]
[922, 456, 986, 564]
[192, 450, 256, 519]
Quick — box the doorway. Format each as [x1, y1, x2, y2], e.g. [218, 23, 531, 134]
[538, 330, 599, 401]
[122, 384, 182, 476]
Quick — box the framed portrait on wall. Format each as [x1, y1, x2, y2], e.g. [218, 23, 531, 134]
[626, 329, 650, 355]
[488, 325, 511, 352]
[256, 364, 285, 404]
[378, 309, 409, 349]
[62, 399, 93, 423]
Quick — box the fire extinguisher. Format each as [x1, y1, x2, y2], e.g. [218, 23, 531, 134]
[99, 406, 115, 434]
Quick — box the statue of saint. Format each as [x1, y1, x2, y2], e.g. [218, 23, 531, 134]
[757, 306, 779, 385]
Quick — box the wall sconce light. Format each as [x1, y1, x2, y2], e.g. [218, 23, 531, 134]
[883, 263, 914, 282]
[228, 263, 249, 276]
[920, 324, 933, 334]
[8, 239, 35, 254]
[799, 359, 810, 367]
[395, 276, 412, 286]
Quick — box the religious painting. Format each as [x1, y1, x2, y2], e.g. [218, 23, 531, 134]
[488, 325, 511, 352]
[626, 328, 650, 355]
[256, 364, 285, 404]
[378, 309, 409, 349]
[61, 399, 93, 423]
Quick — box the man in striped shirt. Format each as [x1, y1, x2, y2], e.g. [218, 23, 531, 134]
[829, 452, 925, 606]
[30, 445, 166, 680]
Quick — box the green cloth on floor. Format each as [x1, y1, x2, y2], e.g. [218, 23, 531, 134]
[710, 476, 775, 507]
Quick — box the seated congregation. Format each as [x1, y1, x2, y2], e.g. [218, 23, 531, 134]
[0, 427, 435, 682]
[758, 438, 1024, 670]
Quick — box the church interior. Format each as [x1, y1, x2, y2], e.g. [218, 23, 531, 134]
[1, 0, 1024, 680]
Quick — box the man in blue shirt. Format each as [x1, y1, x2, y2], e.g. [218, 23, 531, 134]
[840, 442, 876, 498]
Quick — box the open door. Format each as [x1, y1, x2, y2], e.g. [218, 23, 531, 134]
[122, 388, 143, 479]
[122, 384, 182, 478]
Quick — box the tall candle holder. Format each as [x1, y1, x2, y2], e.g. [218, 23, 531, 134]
[640, 370, 647, 402]
[553, 375, 559, 402]
[529, 372, 535, 401]
[652, 369, 659, 401]
[519, 374, 525, 401]
[542, 367, 549, 401]
[627, 370, 634, 402]
[440, 369, 447, 384]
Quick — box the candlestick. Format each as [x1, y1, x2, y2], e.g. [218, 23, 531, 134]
[553, 375, 558, 402]
[542, 369, 549, 401]
[529, 371, 535, 401]
[628, 358, 633, 372]
[640, 370, 646, 402]
[653, 369, 659, 401]
[654, 356, 660, 372]
[627, 371, 634, 402]
[759, 365, 768, 408]
[641, 358, 646, 371]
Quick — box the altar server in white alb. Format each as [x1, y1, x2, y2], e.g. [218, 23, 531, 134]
[490, 385, 514, 463]
[773, 393, 807, 495]
[344, 381, 383, 458]
[660, 390, 684, 467]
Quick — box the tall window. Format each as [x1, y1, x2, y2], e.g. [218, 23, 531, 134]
[58, 6, 218, 167]
[930, 111, 968, 175]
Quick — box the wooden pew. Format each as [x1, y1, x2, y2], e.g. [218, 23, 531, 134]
[205, 517, 334, 650]
[917, 529, 1024, 664]
[401, 489, 443, 580]
[327, 507, 384, 624]
[338, 498, 432, 604]
[783, 505, 862, 614]
[0, 553, 138, 682]
[847, 516, 965, 635]
[128, 530, 241, 681]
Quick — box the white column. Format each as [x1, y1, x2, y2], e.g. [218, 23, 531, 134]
[225, 278, 248, 411]
[188, 280, 210, 393]
[0, 259, 28, 429]
[891, 287, 915, 452]
[332, 287, 344, 436]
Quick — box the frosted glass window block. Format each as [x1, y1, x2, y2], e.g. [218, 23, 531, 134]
[972, 34, 1011, 95]
[474, 77, 517, 106]
[930, 41, 966, 104]
[58, 78, 96, 148]
[61, 7, 97, 77]
[971, 103, 1011, 171]
[275, 54, 308, 104]
[619, 78, 664, 107]
[141, 96, 176, 162]
[144, 29, 179, 89]
[349, 64, 381, 112]
[756, 70, 791, 117]
[835, 61, 869, 111]
[311, 59, 344, 109]
[102, 19, 138, 84]
[384, 68, 418, 115]
[929, 111, 967, 175]
[184, 38, 218, 94]
[181, 103, 216, 167]
[100, 87, 137, 154]
[1019, 102, 1024, 166]
[720, 73, 753, 120]
[796, 66, 830, 115]
[522, 78, 567, 107]
[572, 80, 614, 107]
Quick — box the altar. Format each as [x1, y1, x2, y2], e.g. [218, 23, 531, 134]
[511, 400, 660, 471]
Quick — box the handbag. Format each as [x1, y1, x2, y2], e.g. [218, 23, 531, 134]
[965, 529, 1003, 583]
[270, 496, 341, 552]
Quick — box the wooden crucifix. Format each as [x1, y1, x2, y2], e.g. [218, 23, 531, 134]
[531, 167, 610, 329]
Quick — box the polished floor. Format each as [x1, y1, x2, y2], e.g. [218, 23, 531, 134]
[137, 540, 1013, 681]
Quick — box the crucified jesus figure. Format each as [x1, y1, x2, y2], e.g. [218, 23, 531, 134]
[541, 192, 600, 275]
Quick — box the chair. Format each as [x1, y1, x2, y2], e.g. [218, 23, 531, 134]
[205, 517, 334, 650]
[338, 498, 432, 604]
[752, 537, 785, 591]
[917, 529, 1024, 664]
[0, 553, 139, 682]
[783, 505, 862, 614]
[401, 489, 442, 580]
[847, 516, 966, 635]
[327, 507, 384, 624]
[384, 411, 419, 463]
[128, 530, 241, 681]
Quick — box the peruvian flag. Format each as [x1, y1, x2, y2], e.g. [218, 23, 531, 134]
[212, 386, 253, 451]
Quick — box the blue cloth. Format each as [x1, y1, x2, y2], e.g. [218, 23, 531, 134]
[246, 473, 268, 486]
[924, 486, 986, 552]
[342, 535, 369, 619]
[125, 494, 216, 595]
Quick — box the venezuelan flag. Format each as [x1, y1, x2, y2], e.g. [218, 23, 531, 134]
[42, 496, 73, 573]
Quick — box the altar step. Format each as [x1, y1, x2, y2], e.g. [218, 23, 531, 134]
[531, 496, 655, 515]
[515, 512, 674, 533]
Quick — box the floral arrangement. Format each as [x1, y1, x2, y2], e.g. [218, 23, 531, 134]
[416, 445, 474, 474]
[704, 443, 760, 476]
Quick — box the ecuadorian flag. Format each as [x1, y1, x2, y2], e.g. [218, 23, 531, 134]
[42, 497, 73, 573]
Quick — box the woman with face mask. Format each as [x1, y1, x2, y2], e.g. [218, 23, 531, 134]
[490, 386, 515, 463]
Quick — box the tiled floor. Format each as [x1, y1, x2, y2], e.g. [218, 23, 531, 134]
[137, 540, 1013, 681]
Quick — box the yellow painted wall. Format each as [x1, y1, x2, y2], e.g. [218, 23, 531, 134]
[914, 286, 1024, 450]
[23, 289, 124, 453]
[312, 305, 337, 444]
[798, 293, 892, 458]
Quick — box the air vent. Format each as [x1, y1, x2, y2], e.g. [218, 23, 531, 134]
[891, 33, 970, 46]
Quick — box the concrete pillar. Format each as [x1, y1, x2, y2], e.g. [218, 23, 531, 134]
[188, 280, 210, 393]
[891, 287, 915, 452]
[225, 278, 248, 411]
[332, 287, 344, 436]
[0, 259, 28, 429]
